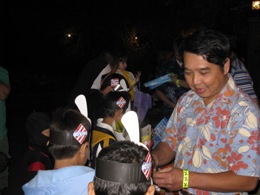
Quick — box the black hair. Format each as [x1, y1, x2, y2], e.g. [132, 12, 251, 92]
[48, 108, 91, 160]
[103, 91, 130, 117]
[100, 50, 128, 69]
[25, 112, 51, 148]
[94, 140, 151, 195]
[100, 73, 129, 91]
[183, 29, 230, 68]
[174, 35, 185, 62]
[118, 51, 128, 63]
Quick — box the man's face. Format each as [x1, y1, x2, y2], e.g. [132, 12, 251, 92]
[183, 51, 230, 106]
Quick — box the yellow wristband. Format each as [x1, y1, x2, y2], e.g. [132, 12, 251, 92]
[176, 79, 180, 87]
[183, 169, 189, 189]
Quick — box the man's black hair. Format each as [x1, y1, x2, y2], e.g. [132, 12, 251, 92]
[183, 29, 230, 68]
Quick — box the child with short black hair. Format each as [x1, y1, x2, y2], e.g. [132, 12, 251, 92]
[90, 91, 130, 168]
[22, 108, 95, 195]
[88, 140, 155, 195]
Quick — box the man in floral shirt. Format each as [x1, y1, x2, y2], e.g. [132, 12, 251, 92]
[152, 29, 260, 195]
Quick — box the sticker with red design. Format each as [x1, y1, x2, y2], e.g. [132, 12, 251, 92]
[142, 152, 152, 180]
[116, 97, 126, 108]
[73, 124, 88, 144]
[111, 78, 119, 88]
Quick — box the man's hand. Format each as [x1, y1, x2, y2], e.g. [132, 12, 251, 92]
[151, 153, 159, 173]
[153, 166, 183, 192]
[170, 74, 178, 83]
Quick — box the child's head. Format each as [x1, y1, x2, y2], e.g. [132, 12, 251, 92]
[26, 112, 51, 148]
[117, 52, 128, 70]
[103, 91, 130, 120]
[48, 108, 91, 165]
[101, 73, 129, 94]
[118, 57, 128, 70]
[88, 140, 155, 195]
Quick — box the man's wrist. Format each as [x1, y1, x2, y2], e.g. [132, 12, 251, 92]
[183, 169, 189, 189]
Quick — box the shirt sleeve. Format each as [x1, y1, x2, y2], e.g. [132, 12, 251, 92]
[161, 107, 179, 151]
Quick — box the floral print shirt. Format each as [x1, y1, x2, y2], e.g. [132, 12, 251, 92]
[162, 75, 260, 195]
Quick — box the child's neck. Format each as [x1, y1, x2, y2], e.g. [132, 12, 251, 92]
[54, 158, 78, 169]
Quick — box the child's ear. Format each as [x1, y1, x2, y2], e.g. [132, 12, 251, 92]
[88, 182, 95, 195]
[114, 109, 123, 120]
[145, 185, 155, 195]
[79, 142, 88, 156]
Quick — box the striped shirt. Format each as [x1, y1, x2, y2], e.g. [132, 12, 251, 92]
[230, 54, 258, 99]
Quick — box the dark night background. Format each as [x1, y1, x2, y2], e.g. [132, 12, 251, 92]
[3, 0, 260, 194]
[4, 0, 260, 108]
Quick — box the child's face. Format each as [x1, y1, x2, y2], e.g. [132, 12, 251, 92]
[118, 61, 127, 70]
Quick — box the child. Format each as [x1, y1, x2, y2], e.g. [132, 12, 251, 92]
[20, 111, 54, 185]
[88, 140, 155, 195]
[86, 72, 130, 128]
[89, 91, 130, 168]
[116, 53, 141, 102]
[22, 108, 95, 195]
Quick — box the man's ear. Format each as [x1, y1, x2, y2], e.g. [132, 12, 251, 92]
[88, 182, 95, 195]
[145, 185, 155, 195]
[223, 58, 230, 75]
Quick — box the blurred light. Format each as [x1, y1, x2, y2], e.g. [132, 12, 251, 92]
[67, 33, 72, 38]
[252, 1, 260, 10]
[128, 29, 140, 47]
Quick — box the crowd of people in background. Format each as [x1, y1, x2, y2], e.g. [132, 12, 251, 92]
[2, 28, 260, 195]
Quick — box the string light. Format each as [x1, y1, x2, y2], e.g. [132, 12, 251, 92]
[252, 1, 260, 10]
